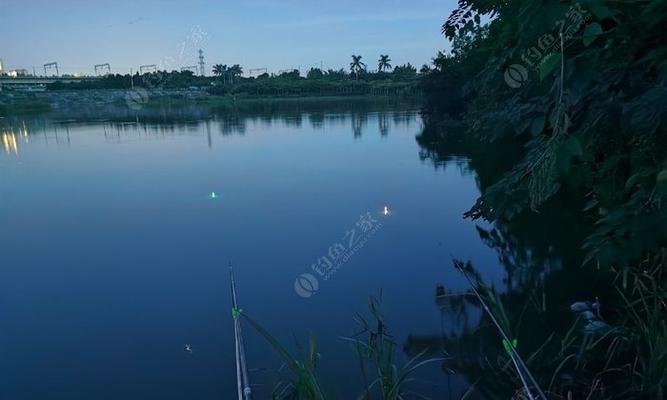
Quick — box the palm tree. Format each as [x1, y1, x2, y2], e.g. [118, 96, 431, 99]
[212, 64, 224, 76]
[350, 55, 366, 80]
[378, 55, 392, 72]
[229, 64, 243, 84]
[212, 64, 228, 84]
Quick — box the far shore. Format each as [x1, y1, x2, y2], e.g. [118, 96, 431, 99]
[0, 89, 421, 116]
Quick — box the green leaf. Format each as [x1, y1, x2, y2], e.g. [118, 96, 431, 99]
[556, 136, 583, 173]
[564, 136, 583, 156]
[657, 170, 667, 195]
[539, 53, 561, 81]
[583, 23, 603, 47]
[584, 198, 599, 212]
[658, 170, 667, 183]
[589, 5, 615, 20]
[530, 115, 546, 136]
[625, 169, 654, 190]
[502, 338, 518, 353]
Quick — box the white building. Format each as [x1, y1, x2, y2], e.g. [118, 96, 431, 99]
[6, 69, 28, 77]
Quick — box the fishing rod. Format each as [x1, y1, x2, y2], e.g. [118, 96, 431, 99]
[454, 261, 547, 400]
[230, 263, 252, 400]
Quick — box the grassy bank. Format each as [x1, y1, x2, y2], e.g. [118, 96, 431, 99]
[0, 100, 52, 115]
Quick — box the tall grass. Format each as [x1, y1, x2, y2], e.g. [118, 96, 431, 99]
[615, 251, 667, 399]
[243, 293, 442, 399]
[240, 250, 667, 399]
[453, 259, 547, 400]
[242, 313, 324, 400]
[341, 293, 445, 400]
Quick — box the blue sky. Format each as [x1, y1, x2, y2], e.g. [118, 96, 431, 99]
[0, 0, 456, 76]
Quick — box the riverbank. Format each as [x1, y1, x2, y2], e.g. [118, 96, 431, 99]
[0, 89, 420, 116]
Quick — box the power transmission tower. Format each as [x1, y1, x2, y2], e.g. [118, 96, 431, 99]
[198, 49, 205, 76]
[44, 62, 59, 76]
[94, 63, 111, 75]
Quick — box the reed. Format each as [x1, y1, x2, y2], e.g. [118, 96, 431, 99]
[453, 259, 547, 400]
[341, 292, 445, 400]
[242, 313, 325, 400]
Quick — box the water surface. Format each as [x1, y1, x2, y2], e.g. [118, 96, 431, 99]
[1, 103, 509, 399]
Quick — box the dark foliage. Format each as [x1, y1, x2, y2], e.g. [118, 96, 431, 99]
[420, 0, 667, 398]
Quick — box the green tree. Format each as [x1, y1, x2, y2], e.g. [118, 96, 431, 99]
[212, 64, 225, 77]
[212, 64, 228, 84]
[420, 1, 667, 397]
[378, 54, 392, 72]
[307, 67, 324, 80]
[349, 55, 366, 80]
[228, 64, 243, 84]
[392, 63, 417, 79]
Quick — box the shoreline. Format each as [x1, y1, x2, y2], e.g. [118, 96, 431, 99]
[0, 89, 421, 116]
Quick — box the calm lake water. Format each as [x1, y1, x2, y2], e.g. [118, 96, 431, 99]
[0, 101, 559, 399]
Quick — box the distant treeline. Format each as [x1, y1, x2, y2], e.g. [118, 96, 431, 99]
[46, 64, 422, 98]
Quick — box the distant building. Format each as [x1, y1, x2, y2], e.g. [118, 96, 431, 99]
[0, 58, 4, 73]
[5, 69, 28, 77]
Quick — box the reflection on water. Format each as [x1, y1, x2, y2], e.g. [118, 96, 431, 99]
[0, 101, 606, 399]
[0, 121, 28, 154]
[2, 131, 18, 154]
[412, 121, 619, 399]
[4, 101, 495, 400]
[0, 106, 419, 150]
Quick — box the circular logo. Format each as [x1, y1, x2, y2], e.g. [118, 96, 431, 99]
[294, 273, 319, 298]
[125, 88, 149, 110]
[504, 64, 529, 88]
